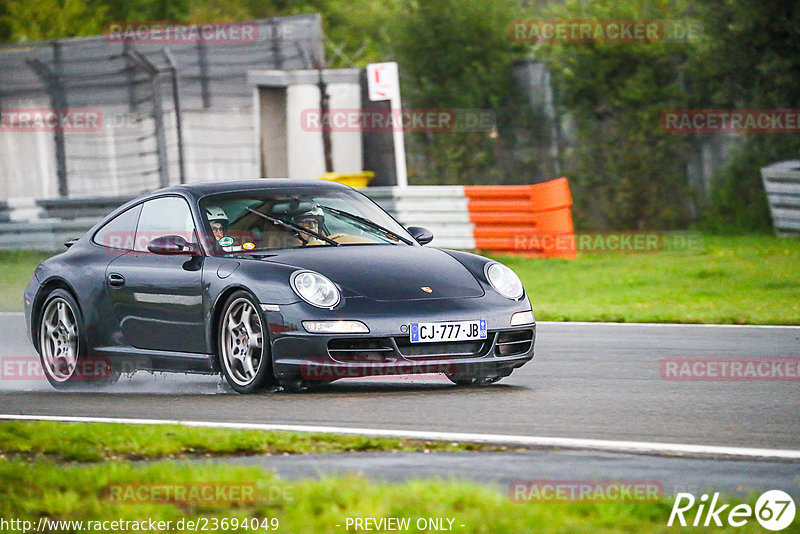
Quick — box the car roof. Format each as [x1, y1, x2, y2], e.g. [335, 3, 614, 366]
[155, 179, 351, 198]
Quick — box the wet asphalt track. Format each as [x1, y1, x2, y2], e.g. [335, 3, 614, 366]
[2, 314, 798, 451]
[3, 313, 800, 493]
[214, 450, 800, 498]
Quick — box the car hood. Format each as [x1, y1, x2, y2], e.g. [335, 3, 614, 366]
[260, 245, 485, 301]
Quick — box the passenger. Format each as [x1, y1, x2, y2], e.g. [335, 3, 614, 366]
[205, 206, 241, 251]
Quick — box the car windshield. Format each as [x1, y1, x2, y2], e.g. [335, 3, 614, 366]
[199, 188, 415, 254]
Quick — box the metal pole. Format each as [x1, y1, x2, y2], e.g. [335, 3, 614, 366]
[196, 33, 211, 109]
[52, 42, 68, 197]
[151, 76, 170, 188]
[163, 47, 186, 184]
[124, 50, 170, 188]
[27, 45, 69, 198]
[547, 69, 563, 177]
[318, 70, 333, 173]
[123, 40, 137, 112]
[270, 19, 283, 70]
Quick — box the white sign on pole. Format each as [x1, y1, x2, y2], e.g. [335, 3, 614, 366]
[367, 62, 407, 187]
[367, 62, 397, 101]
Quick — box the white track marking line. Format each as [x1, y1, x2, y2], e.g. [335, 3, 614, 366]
[538, 321, 800, 329]
[1, 414, 798, 460]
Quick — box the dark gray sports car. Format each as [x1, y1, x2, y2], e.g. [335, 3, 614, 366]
[24, 180, 536, 393]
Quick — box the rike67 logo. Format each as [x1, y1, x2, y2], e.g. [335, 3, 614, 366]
[669, 490, 796, 531]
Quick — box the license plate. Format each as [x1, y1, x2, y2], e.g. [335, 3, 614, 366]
[409, 320, 487, 343]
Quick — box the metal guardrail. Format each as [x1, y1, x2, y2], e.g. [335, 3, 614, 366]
[37, 196, 134, 220]
[368, 186, 475, 249]
[761, 161, 800, 235]
[0, 196, 134, 251]
[0, 182, 574, 252]
[0, 187, 477, 251]
[0, 219, 98, 251]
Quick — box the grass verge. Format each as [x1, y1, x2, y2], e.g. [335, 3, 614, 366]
[0, 250, 51, 312]
[0, 421, 510, 462]
[493, 235, 800, 324]
[0, 459, 785, 533]
[3, 235, 799, 323]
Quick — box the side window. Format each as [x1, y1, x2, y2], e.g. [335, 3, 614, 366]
[92, 204, 142, 250]
[134, 197, 197, 252]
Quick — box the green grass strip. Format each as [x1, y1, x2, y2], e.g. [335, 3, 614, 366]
[0, 460, 785, 533]
[4, 235, 800, 323]
[0, 421, 509, 462]
[493, 235, 800, 324]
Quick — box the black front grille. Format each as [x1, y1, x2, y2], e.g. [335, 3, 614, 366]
[327, 338, 397, 363]
[495, 329, 534, 356]
[393, 337, 490, 360]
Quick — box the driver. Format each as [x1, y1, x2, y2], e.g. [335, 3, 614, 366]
[291, 206, 326, 246]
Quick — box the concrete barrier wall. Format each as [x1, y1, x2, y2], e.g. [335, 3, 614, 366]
[761, 161, 800, 235]
[0, 179, 574, 253]
[367, 186, 475, 250]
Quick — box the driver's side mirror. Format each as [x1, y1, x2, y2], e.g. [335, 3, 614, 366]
[147, 235, 199, 255]
[407, 226, 434, 245]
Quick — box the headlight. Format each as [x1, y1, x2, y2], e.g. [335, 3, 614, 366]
[291, 271, 340, 308]
[485, 262, 524, 300]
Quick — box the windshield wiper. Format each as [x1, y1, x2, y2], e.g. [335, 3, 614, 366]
[318, 205, 414, 245]
[245, 207, 340, 247]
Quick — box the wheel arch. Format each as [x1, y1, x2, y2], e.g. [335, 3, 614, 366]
[209, 285, 263, 360]
[31, 278, 81, 353]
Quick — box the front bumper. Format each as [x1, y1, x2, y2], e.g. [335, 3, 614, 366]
[264, 297, 536, 381]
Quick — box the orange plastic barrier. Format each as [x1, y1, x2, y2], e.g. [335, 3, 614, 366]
[464, 177, 576, 259]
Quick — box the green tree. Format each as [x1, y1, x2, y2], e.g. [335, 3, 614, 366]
[1, 0, 107, 42]
[381, 0, 533, 185]
[0, 0, 12, 43]
[689, 0, 800, 233]
[93, 0, 190, 21]
[535, 0, 696, 229]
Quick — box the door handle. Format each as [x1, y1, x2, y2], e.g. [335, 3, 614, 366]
[107, 273, 125, 287]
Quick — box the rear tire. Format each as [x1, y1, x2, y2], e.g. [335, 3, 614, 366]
[37, 289, 115, 389]
[218, 291, 275, 394]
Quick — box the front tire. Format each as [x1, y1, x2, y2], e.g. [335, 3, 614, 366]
[218, 291, 275, 393]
